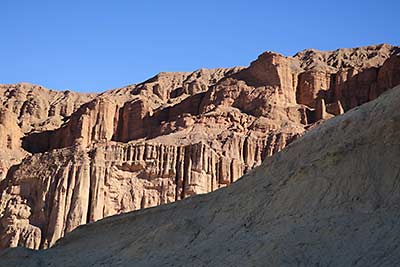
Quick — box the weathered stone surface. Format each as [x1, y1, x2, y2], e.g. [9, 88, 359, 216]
[0, 196, 40, 250]
[0, 44, 399, 250]
[234, 52, 300, 104]
[2, 84, 400, 266]
[1, 132, 298, 248]
[0, 83, 95, 179]
[0, 110, 26, 181]
[295, 44, 400, 110]
[22, 97, 119, 152]
[0, 83, 95, 134]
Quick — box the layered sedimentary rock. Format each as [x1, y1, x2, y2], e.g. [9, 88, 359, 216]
[0, 44, 399, 250]
[2, 84, 400, 267]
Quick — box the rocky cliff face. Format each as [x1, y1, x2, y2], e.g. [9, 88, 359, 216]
[2, 83, 400, 267]
[0, 83, 95, 180]
[0, 44, 399, 250]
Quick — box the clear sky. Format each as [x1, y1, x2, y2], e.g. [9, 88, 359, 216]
[1, 0, 399, 92]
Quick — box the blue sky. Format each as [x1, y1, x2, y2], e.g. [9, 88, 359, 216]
[1, 0, 399, 92]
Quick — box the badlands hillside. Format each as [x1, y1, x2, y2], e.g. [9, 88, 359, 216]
[1, 74, 400, 266]
[0, 44, 399, 253]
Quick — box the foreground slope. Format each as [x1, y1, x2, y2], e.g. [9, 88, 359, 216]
[2, 84, 400, 266]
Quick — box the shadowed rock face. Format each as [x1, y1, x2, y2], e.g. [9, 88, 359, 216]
[2, 82, 400, 267]
[0, 44, 399, 250]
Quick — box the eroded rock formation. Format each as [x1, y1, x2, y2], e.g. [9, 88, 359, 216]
[2, 82, 400, 267]
[0, 83, 95, 180]
[0, 196, 41, 250]
[0, 44, 399, 250]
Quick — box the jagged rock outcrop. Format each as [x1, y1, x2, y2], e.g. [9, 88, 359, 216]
[0, 196, 40, 250]
[22, 97, 119, 153]
[0, 83, 95, 134]
[2, 84, 400, 266]
[0, 110, 25, 180]
[0, 83, 95, 180]
[234, 52, 300, 104]
[295, 43, 400, 110]
[1, 132, 298, 248]
[0, 44, 399, 250]
[19, 45, 400, 154]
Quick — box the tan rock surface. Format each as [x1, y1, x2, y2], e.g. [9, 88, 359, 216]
[0, 196, 40, 250]
[0, 83, 95, 181]
[2, 83, 400, 266]
[0, 44, 399, 250]
[0, 83, 96, 134]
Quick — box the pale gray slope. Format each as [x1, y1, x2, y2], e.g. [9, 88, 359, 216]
[2, 85, 400, 266]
